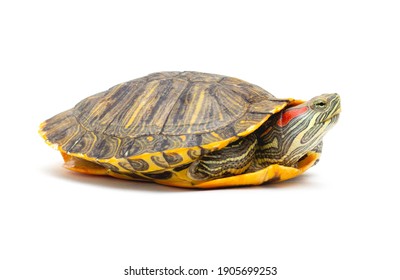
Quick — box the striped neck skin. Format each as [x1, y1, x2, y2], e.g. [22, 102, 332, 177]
[256, 93, 341, 167]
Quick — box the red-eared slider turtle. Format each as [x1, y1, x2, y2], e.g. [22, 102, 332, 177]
[39, 71, 341, 188]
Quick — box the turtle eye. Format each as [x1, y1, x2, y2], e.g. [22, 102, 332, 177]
[312, 99, 327, 111]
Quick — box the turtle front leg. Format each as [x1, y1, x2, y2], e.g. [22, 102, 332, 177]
[188, 134, 257, 180]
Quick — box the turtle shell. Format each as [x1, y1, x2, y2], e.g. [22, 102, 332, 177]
[40, 71, 291, 173]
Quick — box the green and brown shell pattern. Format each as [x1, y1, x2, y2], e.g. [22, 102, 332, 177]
[39, 71, 293, 184]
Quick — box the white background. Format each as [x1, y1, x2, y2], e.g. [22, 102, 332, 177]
[1, 1, 399, 279]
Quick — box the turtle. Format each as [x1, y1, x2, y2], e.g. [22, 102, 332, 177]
[39, 71, 340, 188]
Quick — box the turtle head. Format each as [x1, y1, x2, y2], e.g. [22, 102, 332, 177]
[306, 93, 341, 126]
[258, 93, 341, 167]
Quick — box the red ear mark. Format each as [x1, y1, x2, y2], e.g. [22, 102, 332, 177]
[277, 106, 308, 127]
